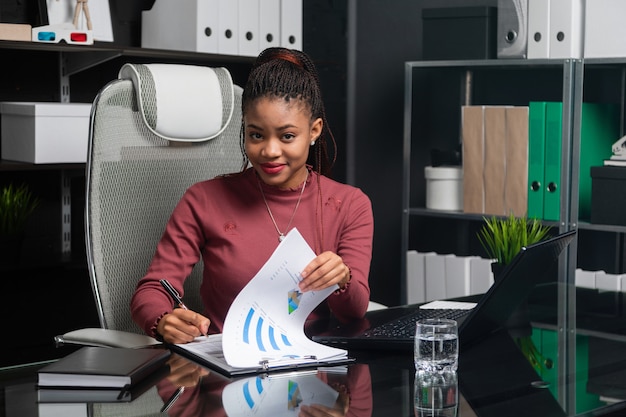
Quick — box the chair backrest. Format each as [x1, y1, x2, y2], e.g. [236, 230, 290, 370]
[85, 63, 243, 334]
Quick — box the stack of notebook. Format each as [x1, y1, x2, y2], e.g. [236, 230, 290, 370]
[37, 346, 170, 403]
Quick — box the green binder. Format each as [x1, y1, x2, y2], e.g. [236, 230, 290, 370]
[543, 102, 563, 222]
[527, 102, 547, 219]
[527, 101, 619, 222]
[579, 103, 619, 221]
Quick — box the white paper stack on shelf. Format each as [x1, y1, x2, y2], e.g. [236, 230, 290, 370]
[604, 135, 626, 166]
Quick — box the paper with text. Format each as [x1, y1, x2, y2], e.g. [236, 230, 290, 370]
[177, 228, 347, 370]
[222, 228, 346, 367]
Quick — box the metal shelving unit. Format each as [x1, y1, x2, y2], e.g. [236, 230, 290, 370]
[401, 58, 581, 413]
[401, 59, 576, 296]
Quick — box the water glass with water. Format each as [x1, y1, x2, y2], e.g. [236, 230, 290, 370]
[414, 318, 458, 373]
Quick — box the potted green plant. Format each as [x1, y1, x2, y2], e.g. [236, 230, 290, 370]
[477, 213, 552, 270]
[0, 183, 40, 262]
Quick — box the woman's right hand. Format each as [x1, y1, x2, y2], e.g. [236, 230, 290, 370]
[157, 309, 211, 344]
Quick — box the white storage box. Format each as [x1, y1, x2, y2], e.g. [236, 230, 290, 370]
[142, 0, 220, 54]
[584, 0, 626, 58]
[425, 166, 463, 211]
[1, 102, 91, 163]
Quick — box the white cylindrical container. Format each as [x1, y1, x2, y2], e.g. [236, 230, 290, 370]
[424, 166, 463, 211]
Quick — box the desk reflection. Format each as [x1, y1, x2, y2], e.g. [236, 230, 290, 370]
[414, 371, 458, 417]
[155, 354, 373, 417]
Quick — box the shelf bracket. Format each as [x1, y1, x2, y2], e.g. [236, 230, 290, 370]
[61, 170, 72, 255]
[59, 54, 70, 103]
[63, 50, 123, 77]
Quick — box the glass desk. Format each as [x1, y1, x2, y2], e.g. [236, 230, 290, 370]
[4, 288, 626, 417]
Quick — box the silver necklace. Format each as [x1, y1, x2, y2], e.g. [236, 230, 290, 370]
[258, 171, 308, 242]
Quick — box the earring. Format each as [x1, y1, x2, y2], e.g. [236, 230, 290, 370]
[310, 140, 316, 146]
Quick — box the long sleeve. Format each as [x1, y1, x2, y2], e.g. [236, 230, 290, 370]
[325, 185, 374, 322]
[131, 169, 374, 336]
[130, 184, 207, 336]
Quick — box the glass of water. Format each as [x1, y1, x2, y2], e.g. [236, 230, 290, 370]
[414, 318, 458, 373]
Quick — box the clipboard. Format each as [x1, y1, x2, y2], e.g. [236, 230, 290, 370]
[169, 334, 355, 377]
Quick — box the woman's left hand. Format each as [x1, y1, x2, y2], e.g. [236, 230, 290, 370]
[299, 251, 350, 292]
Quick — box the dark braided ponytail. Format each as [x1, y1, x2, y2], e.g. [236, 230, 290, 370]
[240, 47, 337, 177]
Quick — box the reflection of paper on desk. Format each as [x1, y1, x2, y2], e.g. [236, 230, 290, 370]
[173, 228, 349, 375]
[222, 369, 340, 416]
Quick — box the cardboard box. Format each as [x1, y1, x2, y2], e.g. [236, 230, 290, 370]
[422, 6, 497, 60]
[590, 166, 626, 226]
[0, 23, 32, 41]
[1, 102, 91, 164]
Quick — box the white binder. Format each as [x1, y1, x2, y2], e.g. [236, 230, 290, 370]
[469, 257, 495, 295]
[444, 255, 476, 299]
[584, 0, 626, 58]
[141, 0, 219, 53]
[280, 0, 302, 50]
[259, 0, 281, 51]
[238, 0, 260, 57]
[575, 268, 597, 289]
[548, 0, 583, 59]
[425, 253, 451, 301]
[406, 250, 431, 304]
[218, 0, 239, 55]
[497, 0, 528, 58]
[595, 271, 624, 292]
[526, 0, 550, 59]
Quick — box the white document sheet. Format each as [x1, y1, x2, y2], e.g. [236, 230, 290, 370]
[175, 228, 348, 373]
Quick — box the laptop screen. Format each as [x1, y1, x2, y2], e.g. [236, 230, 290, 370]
[458, 229, 576, 349]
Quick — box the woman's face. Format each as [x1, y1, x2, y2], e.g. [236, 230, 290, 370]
[244, 97, 322, 189]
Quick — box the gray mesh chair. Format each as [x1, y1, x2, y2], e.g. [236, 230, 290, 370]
[55, 63, 243, 348]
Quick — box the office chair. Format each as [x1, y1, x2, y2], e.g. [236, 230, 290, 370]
[55, 63, 243, 348]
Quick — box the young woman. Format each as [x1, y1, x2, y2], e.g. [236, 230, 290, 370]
[130, 47, 374, 344]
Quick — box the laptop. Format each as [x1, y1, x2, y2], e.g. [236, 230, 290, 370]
[312, 229, 577, 351]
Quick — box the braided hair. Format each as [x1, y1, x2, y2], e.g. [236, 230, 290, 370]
[240, 47, 337, 177]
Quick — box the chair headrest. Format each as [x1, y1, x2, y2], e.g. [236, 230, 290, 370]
[118, 63, 236, 142]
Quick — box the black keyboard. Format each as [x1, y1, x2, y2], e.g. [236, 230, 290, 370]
[362, 309, 471, 339]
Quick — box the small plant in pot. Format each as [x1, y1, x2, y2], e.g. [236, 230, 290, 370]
[477, 213, 552, 276]
[0, 183, 40, 263]
[476, 213, 553, 375]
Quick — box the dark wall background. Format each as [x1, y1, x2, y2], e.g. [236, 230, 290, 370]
[348, 0, 421, 306]
[347, 0, 496, 306]
[304, 0, 349, 183]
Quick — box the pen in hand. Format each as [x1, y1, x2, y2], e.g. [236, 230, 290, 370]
[159, 279, 188, 310]
[159, 279, 207, 337]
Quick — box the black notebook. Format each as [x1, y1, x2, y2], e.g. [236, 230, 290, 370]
[37, 360, 171, 403]
[313, 230, 576, 351]
[38, 346, 171, 389]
